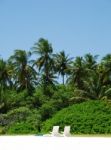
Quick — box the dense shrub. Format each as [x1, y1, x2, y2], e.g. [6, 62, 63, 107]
[39, 101, 56, 121]
[0, 90, 33, 112]
[7, 122, 36, 134]
[42, 100, 111, 134]
[7, 113, 41, 134]
[32, 88, 48, 108]
[49, 85, 74, 110]
[0, 107, 42, 134]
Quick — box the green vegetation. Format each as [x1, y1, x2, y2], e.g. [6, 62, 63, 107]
[1, 38, 111, 134]
[42, 100, 111, 134]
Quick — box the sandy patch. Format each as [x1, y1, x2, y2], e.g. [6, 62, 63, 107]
[0, 136, 111, 150]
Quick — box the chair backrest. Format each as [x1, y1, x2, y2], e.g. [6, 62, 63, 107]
[52, 126, 59, 135]
[63, 126, 71, 136]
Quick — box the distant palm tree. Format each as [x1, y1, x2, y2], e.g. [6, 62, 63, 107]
[101, 54, 111, 85]
[80, 73, 111, 100]
[0, 59, 13, 112]
[0, 59, 11, 89]
[32, 38, 55, 87]
[54, 51, 73, 84]
[67, 56, 86, 89]
[83, 53, 98, 70]
[41, 72, 57, 86]
[70, 68, 111, 102]
[9, 50, 37, 93]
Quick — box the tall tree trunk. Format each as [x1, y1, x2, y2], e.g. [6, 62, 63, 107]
[63, 75, 64, 85]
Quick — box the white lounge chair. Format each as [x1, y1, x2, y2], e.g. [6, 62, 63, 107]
[43, 126, 61, 136]
[62, 126, 71, 137]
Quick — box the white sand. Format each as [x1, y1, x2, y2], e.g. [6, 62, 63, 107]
[0, 136, 111, 150]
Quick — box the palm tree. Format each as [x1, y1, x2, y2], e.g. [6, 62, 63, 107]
[0, 58, 13, 112]
[41, 72, 57, 86]
[83, 53, 98, 70]
[0, 59, 12, 89]
[101, 54, 111, 85]
[67, 56, 86, 89]
[70, 71, 111, 101]
[54, 51, 73, 84]
[8, 49, 37, 93]
[32, 38, 55, 87]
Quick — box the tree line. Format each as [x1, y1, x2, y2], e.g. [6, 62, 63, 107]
[1, 37, 111, 113]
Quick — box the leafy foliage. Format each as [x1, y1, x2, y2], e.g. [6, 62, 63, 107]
[0, 107, 41, 134]
[42, 100, 111, 134]
[1, 38, 111, 134]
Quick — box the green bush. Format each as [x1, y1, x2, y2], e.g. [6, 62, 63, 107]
[39, 101, 56, 121]
[0, 90, 32, 111]
[7, 122, 36, 134]
[6, 110, 42, 134]
[0, 107, 42, 134]
[42, 100, 111, 134]
[32, 88, 48, 108]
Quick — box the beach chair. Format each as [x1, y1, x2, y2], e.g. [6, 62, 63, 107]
[62, 126, 71, 137]
[50, 126, 60, 136]
[43, 126, 61, 136]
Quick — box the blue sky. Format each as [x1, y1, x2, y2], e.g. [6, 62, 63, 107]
[0, 0, 111, 60]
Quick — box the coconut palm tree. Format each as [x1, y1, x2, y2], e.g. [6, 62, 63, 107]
[8, 50, 37, 93]
[32, 38, 56, 87]
[67, 56, 86, 89]
[0, 58, 13, 112]
[101, 54, 111, 85]
[70, 66, 111, 102]
[83, 53, 98, 70]
[54, 50, 73, 84]
[0, 59, 12, 89]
